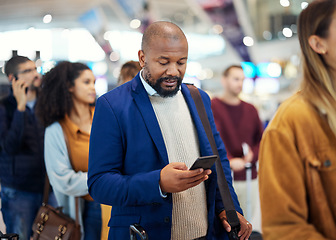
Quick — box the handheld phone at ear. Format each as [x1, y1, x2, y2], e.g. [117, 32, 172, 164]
[189, 155, 217, 170]
[13, 74, 28, 94]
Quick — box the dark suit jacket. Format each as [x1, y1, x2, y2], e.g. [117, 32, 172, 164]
[88, 73, 242, 239]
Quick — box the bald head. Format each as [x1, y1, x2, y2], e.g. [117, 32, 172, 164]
[141, 21, 187, 53]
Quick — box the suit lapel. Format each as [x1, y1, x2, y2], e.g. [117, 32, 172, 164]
[131, 75, 169, 165]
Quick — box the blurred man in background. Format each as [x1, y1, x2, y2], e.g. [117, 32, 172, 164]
[0, 56, 46, 239]
[211, 65, 263, 230]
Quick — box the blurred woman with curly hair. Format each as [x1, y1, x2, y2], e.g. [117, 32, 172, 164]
[36, 61, 101, 240]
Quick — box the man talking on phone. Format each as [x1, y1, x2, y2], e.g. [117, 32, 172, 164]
[0, 56, 47, 239]
[88, 21, 252, 240]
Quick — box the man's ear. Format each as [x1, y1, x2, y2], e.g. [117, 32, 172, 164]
[138, 50, 145, 68]
[308, 35, 327, 54]
[8, 73, 15, 83]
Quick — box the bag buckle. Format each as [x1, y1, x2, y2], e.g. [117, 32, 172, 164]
[36, 223, 44, 234]
[58, 225, 67, 235]
[41, 212, 49, 222]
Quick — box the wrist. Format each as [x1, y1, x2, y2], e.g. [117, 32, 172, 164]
[17, 104, 26, 112]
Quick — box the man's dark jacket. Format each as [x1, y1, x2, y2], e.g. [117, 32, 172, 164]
[0, 91, 45, 192]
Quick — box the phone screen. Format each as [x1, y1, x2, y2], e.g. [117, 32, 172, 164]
[189, 155, 217, 170]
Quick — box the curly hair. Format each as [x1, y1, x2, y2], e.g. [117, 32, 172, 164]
[35, 61, 90, 127]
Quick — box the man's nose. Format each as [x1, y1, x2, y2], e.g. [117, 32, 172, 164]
[166, 64, 179, 76]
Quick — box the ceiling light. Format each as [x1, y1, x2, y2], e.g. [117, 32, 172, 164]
[43, 14, 52, 24]
[282, 27, 293, 38]
[301, 2, 309, 9]
[243, 36, 254, 47]
[103, 31, 112, 40]
[109, 52, 120, 62]
[263, 31, 272, 41]
[267, 63, 282, 78]
[212, 24, 223, 34]
[280, 0, 290, 7]
[130, 19, 141, 29]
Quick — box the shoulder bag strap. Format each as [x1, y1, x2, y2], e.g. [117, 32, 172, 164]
[186, 84, 241, 235]
[42, 175, 50, 204]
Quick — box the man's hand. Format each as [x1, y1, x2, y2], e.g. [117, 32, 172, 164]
[219, 210, 252, 240]
[12, 77, 28, 111]
[230, 158, 246, 171]
[159, 162, 211, 193]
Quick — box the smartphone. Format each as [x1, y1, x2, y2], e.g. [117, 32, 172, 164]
[13, 74, 28, 94]
[189, 155, 217, 170]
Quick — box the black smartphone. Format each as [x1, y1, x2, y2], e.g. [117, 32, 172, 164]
[189, 155, 217, 170]
[13, 74, 28, 94]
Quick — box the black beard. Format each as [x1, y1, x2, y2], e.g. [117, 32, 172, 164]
[143, 69, 182, 98]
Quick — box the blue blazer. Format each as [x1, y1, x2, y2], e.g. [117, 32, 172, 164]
[88, 73, 242, 240]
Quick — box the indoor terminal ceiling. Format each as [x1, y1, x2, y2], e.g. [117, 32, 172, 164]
[0, 0, 213, 33]
[0, 0, 309, 81]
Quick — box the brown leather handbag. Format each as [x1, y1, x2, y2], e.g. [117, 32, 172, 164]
[32, 176, 81, 240]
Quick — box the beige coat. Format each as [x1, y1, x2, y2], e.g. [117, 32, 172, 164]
[259, 92, 336, 240]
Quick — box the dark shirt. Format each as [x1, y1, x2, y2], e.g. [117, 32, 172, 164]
[0, 91, 45, 192]
[211, 98, 264, 180]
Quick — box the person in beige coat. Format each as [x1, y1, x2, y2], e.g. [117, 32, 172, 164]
[258, 0, 336, 239]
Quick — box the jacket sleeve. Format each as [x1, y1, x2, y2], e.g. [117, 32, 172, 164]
[88, 96, 166, 206]
[201, 91, 242, 215]
[44, 122, 89, 197]
[0, 104, 26, 154]
[259, 128, 328, 240]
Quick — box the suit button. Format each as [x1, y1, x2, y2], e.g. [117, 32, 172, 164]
[164, 217, 170, 223]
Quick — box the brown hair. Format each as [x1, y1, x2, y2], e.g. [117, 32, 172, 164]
[4, 56, 31, 77]
[222, 65, 243, 77]
[298, 0, 336, 136]
[118, 61, 141, 86]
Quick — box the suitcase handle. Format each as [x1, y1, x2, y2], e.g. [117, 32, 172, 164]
[0, 231, 19, 240]
[130, 224, 148, 240]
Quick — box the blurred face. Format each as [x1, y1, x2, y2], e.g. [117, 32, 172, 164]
[69, 69, 96, 105]
[15, 61, 41, 90]
[222, 67, 245, 97]
[138, 36, 188, 97]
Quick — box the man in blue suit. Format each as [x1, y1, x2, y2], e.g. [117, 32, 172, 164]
[88, 21, 252, 240]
